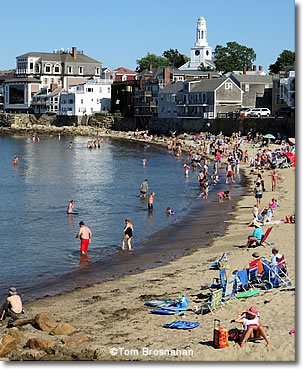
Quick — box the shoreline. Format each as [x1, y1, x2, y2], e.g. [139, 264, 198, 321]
[0, 132, 295, 361]
[0, 132, 246, 304]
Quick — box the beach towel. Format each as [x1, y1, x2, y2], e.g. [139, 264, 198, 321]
[144, 299, 175, 307]
[235, 289, 260, 298]
[163, 321, 200, 329]
[150, 309, 176, 315]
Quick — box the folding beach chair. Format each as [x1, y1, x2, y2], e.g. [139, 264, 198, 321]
[258, 226, 273, 246]
[261, 259, 292, 289]
[201, 268, 227, 290]
[222, 276, 235, 304]
[199, 288, 223, 315]
[235, 269, 249, 291]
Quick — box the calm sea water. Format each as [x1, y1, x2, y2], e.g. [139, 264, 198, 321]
[0, 134, 242, 302]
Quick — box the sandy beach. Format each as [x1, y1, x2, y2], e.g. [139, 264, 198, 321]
[0, 134, 295, 362]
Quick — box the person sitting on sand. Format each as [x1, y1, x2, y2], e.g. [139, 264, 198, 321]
[232, 306, 270, 347]
[245, 224, 264, 249]
[271, 247, 282, 265]
[0, 287, 23, 322]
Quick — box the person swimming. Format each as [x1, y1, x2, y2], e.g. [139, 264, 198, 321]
[167, 207, 176, 215]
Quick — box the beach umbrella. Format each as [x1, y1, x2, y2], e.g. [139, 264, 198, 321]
[263, 134, 275, 139]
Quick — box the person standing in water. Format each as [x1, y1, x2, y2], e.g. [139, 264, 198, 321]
[13, 155, 18, 167]
[69, 142, 73, 150]
[142, 158, 147, 167]
[148, 192, 155, 211]
[140, 179, 149, 198]
[67, 200, 74, 214]
[75, 221, 92, 254]
[121, 218, 134, 250]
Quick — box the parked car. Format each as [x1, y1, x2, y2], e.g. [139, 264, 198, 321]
[275, 106, 294, 118]
[239, 108, 253, 117]
[249, 108, 271, 117]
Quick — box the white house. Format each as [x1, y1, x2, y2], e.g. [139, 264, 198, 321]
[58, 77, 112, 116]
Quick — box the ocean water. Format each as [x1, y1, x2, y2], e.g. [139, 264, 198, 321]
[0, 135, 243, 302]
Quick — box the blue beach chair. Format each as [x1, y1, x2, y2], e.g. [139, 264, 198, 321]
[201, 269, 227, 290]
[236, 269, 249, 291]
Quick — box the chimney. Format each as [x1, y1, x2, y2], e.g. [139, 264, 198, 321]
[164, 67, 170, 86]
[72, 46, 77, 59]
[247, 67, 251, 71]
[208, 72, 212, 80]
[243, 66, 247, 75]
[148, 64, 152, 72]
[259, 65, 263, 71]
[253, 65, 256, 71]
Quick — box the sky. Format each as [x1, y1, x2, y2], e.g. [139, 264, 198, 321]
[0, 0, 296, 72]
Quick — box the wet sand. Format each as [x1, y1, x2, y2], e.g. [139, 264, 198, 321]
[0, 139, 295, 361]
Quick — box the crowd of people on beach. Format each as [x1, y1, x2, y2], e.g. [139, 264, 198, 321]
[5, 126, 295, 351]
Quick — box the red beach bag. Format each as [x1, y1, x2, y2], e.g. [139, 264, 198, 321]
[213, 319, 229, 349]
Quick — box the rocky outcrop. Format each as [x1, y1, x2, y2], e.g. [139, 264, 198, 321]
[0, 335, 17, 357]
[34, 313, 57, 332]
[62, 335, 89, 345]
[50, 322, 76, 336]
[26, 338, 54, 350]
[7, 328, 25, 344]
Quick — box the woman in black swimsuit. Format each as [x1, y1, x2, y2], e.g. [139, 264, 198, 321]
[121, 218, 134, 250]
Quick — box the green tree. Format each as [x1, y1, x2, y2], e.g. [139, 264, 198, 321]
[162, 49, 189, 68]
[269, 50, 295, 74]
[136, 52, 169, 72]
[213, 41, 256, 73]
[198, 65, 215, 72]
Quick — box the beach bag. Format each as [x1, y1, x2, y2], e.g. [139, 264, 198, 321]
[176, 294, 189, 308]
[213, 319, 229, 349]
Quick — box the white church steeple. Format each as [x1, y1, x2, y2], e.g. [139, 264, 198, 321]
[179, 16, 215, 70]
[195, 16, 208, 47]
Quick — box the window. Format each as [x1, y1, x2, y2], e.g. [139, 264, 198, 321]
[54, 105, 58, 110]
[86, 88, 93, 92]
[108, 87, 110, 93]
[30, 63, 33, 70]
[68, 99, 73, 104]
[245, 83, 249, 91]
[68, 66, 72, 74]
[160, 95, 163, 101]
[225, 82, 233, 90]
[35, 65, 39, 73]
[44, 78, 48, 84]
[95, 67, 100, 75]
[68, 107, 72, 111]
[99, 87, 102, 93]
[81, 99, 83, 104]
[79, 66, 83, 74]
[171, 95, 176, 103]
[167, 95, 171, 102]
[51, 78, 54, 83]
[54, 66, 60, 73]
[45, 65, 51, 73]
[62, 100, 66, 104]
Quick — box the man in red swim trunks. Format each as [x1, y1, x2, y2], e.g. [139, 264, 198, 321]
[75, 221, 92, 254]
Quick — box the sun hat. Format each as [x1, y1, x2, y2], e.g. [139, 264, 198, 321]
[252, 252, 260, 258]
[246, 306, 259, 316]
[8, 287, 17, 295]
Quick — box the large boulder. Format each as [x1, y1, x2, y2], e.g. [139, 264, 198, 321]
[34, 313, 57, 332]
[27, 338, 54, 350]
[7, 328, 25, 344]
[62, 335, 89, 345]
[50, 323, 76, 336]
[0, 335, 17, 357]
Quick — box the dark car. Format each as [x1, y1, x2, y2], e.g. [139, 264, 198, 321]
[275, 106, 294, 118]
